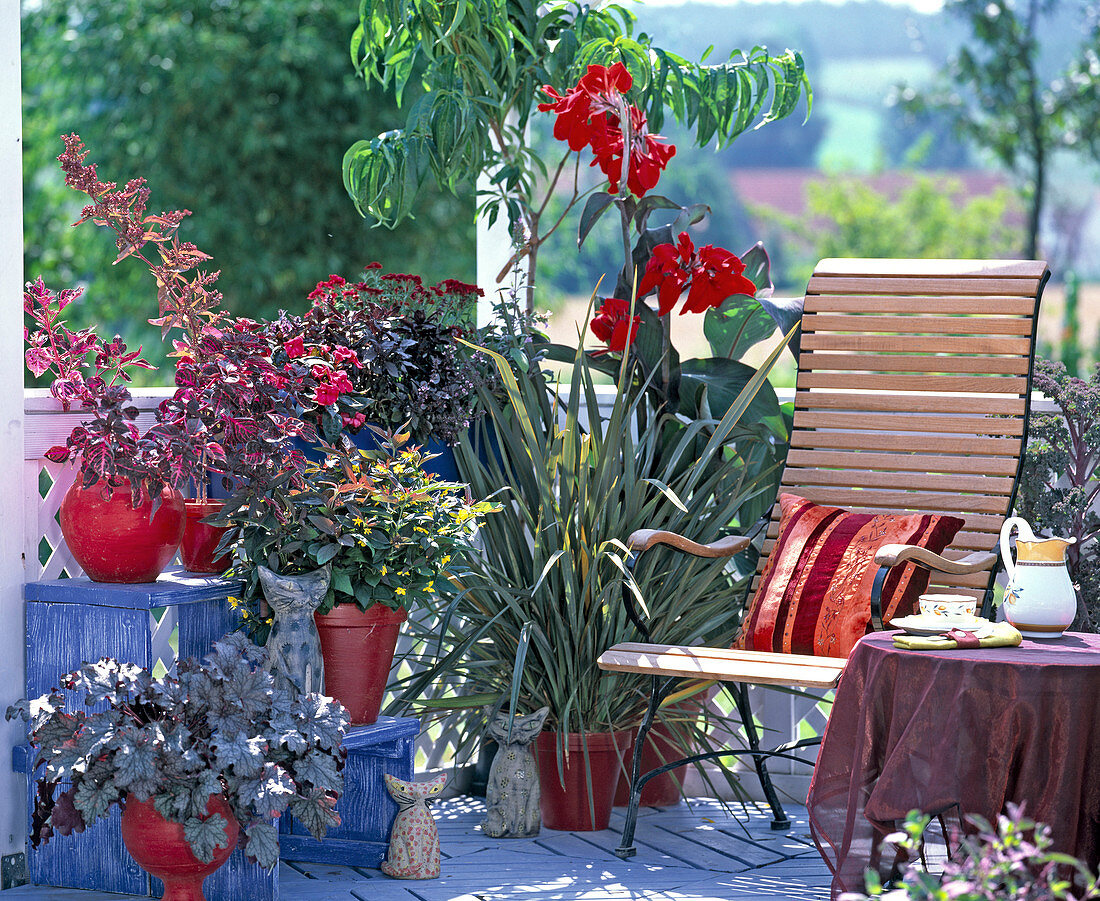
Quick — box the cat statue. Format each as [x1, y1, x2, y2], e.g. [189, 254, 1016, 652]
[381, 773, 448, 879]
[481, 706, 549, 838]
[259, 564, 330, 697]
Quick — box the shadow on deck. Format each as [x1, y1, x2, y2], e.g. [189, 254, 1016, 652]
[7, 798, 832, 901]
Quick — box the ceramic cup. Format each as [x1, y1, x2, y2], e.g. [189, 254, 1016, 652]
[918, 593, 977, 622]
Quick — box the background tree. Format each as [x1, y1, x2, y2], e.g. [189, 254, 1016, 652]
[22, 0, 475, 376]
[343, 0, 810, 310]
[896, 0, 1100, 260]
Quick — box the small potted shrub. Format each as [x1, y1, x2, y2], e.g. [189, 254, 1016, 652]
[222, 433, 496, 725]
[6, 633, 348, 901]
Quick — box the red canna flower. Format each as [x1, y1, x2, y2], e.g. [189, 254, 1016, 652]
[638, 232, 757, 316]
[590, 297, 641, 353]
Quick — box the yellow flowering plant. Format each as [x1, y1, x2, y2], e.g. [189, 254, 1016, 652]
[223, 429, 496, 639]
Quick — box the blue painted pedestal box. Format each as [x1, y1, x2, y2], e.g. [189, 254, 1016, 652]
[19, 571, 277, 901]
[279, 716, 419, 867]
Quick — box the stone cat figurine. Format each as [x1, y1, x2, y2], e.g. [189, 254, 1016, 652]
[259, 564, 330, 697]
[481, 706, 550, 838]
[381, 773, 448, 879]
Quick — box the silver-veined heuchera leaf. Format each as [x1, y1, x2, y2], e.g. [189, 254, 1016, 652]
[183, 812, 230, 863]
[213, 732, 267, 777]
[243, 822, 280, 870]
[73, 779, 119, 824]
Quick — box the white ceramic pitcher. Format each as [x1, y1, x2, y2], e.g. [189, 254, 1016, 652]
[999, 516, 1077, 639]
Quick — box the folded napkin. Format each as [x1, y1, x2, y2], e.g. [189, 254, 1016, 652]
[892, 621, 1023, 651]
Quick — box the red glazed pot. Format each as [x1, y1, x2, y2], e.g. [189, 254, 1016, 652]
[120, 793, 237, 901]
[314, 603, 408, 725]
[59, 478, 185, 583]
[180, 501, 231, 573]
[535, 730, 629, 831]
[613, 720, 688, 808]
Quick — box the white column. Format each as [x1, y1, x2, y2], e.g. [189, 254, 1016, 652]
[0, 0, 26, 856]
[474, 172, 515, 326]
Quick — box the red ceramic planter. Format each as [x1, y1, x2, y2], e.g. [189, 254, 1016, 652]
[314, 603, 408, 725]
[120, 793, 236, 901]
[613, 720, 688, 808]
[180, 501, 231, 573]
[59, 479, 185, 583]
[535, 730, 629, 831]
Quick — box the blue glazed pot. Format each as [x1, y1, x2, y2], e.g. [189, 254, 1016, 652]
[294, 429, 460, 482]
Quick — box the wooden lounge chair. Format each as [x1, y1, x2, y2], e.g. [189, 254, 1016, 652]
[598, 258, 1050, 858]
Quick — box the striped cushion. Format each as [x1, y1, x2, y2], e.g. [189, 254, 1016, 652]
[736, 493, 965, 659]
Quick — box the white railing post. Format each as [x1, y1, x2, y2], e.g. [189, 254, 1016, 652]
[1, 0, 26, 860]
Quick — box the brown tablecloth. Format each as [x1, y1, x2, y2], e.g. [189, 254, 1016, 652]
[807, 631, 1100, 898]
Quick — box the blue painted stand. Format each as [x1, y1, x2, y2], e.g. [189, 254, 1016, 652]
[19, 571, 277, 901]
[279, 716, 419, 867]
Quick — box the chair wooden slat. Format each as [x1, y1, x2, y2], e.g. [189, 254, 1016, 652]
[799, 352, 1031, 374]
[793, 391, 1025, 416]
[796, 372, 1029, 393]
[807, 275, 1043, 296]
[789, 430, 1023, 456]
[791, 411, 1024, 436]
[804, 295, 1038, 315]
[785, 449, 1020, 476]
[802, 313, 1035, 336]
[800, 333, 1032, 355]
[772, 486, 1010, 515]
[781, 467, 1015, 496]
[810, 258, 1048, 278]
[597, 644, 844, 689]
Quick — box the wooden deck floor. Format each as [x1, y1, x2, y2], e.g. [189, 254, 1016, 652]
[7, 798, 833, 901]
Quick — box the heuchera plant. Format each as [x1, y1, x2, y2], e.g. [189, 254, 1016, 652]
[1016, 357, 1100, 631]
[843, 805, 1099, 899]
[269, 267, 484, 446]
[224, 431, 496, 640]
[6, 633, 349, 870]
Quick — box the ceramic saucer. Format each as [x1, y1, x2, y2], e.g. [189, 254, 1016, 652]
[888, 614, 991, 637]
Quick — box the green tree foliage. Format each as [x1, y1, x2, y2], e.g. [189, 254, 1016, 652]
[770, 174, 1023, 287]
[344, 0, 810, 305]
[896, 0, 1100, 259]
[22, 0, 475, 377]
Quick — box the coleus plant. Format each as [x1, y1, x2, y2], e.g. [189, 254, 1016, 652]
[6, 633, 349, 870]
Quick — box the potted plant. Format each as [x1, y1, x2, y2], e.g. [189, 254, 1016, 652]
[54, 135, 351, 573]
[221, 432, 496, 725]
[259, 267, 486, 480]
[24, 277, 187, 582]
[6, 633, 348, 901]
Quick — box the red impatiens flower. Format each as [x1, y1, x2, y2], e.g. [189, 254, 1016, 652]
[590, 297, 641, 353]
[285, 335, 306, 358]
[539, 63, 675, 198]
[638, 232, 757, 316]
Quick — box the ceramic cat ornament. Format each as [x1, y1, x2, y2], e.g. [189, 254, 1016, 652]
[481, 706, 550, 838]
[381, 773, 448, 879]
[259, 564, 330, 696]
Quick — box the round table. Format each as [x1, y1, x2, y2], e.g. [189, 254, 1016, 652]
[807, 630, 1100, 896]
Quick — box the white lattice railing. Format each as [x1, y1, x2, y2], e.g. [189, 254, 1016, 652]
[30, 386, 960, 799]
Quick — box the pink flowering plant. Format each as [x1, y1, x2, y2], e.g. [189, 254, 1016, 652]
[266, 266, 483, 447]
[537, 63, 802, 447]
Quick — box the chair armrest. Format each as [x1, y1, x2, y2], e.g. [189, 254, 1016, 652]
[874, 544, 998, 575]
[628, 529, 750, 558]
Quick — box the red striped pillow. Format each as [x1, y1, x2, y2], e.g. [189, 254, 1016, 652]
[736, 493, 965, 659]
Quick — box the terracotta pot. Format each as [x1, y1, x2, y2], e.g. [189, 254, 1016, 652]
[120, 793, 237, 901]
[613, 720, 688, 808]
[59, 478, 185, 583]
[314, 603, 408, 725]
[179, 501, 231, 573]
[534, 730, 629, 831]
